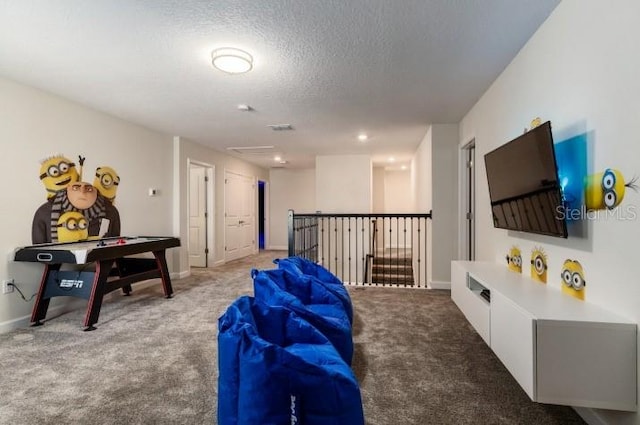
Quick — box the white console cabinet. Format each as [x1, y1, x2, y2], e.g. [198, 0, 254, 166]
[451, 261, 637, 411]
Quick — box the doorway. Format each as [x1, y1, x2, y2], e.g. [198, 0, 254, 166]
[188, 161, 214, 267]
[258, 180, 266, 250]
[461, 141, 476, 260]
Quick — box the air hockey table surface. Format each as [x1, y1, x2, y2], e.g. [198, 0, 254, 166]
[14, 236, 180, 264]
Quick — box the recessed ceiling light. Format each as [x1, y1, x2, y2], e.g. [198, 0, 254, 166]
[388, 157, 395, 162]
[274, 156, 282, 162]
[211, 48, 253, 74]
[237, 104, 253, 111]
[358, 134, 368, 142]
[401, 165, 407, 170]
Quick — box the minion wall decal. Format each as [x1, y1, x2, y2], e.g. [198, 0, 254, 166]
[32, 154, 122, 244]
[523, 117, 542, 134]
[584, 168, 638, 210]
[560, 259, 586, 301]
[506, 246, 522, 273]
[56, 211, 89, 242]
[39, 154, 79, 199]
[93, 166, 120, 203]
[530, 247, 548, 283]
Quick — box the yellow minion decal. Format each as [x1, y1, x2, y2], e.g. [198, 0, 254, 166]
[506, 246, 522, 273]
[56, 211, 88, 242]
[530, 247, 548, 283]
[585, 168, 638, 210]
[93, 166, 120, 203]
[561, 259, 586, 301]
[39, 154, 79, 198]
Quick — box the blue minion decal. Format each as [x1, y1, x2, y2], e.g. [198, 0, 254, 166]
[585, 168, 637, 210]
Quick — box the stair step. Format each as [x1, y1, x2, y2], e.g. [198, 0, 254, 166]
[370, 274, 415, 286]
[372, 265, 413, 275]
[372, 258, 412, 266]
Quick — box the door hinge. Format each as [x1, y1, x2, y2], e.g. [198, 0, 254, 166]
[205, 248, 209, 254]
[466, 212, 474, 220]
[467, 160, 474, 168]
[204, 212, 208, 218]
[204, 176, 209, 182]
[225, 178, 228, 184]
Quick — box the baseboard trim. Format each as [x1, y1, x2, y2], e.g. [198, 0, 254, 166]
[0, 300, 85, 335]
[0, 313, 35, 335]
[172, 270, 190, 279]
[267, 245, 288, 251]
[430, 280, 451, 290]
[573, 407, 609, 425]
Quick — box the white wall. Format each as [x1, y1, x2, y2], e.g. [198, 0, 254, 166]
[460, 1, 640, 423]
[173, 137, 269, 273]
[412, 124, 459, 287]
[372, 166, 385, 213]
[268, 168, 316, 249]
[0, 77, 174, 331]
[412, 127, 433, 213]
[412, 128, 433, 287]
[384, 169, 412, 212]
[431, 124, 459, 284]
[316, 155, 372, 213]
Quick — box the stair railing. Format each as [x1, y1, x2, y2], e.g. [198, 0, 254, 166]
[288, 210, 432, 288]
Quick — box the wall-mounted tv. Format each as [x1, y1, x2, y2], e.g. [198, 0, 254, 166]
[484, 121, 568, 238]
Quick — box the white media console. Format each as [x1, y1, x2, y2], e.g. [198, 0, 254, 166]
[451, 261, 637, 411]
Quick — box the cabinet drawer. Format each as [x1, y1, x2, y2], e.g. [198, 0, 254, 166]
[451, 266, 490, 344]
[490, 291, 536, 399]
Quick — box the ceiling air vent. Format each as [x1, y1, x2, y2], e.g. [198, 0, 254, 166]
[267, 124, 294, 131]
[226, 145, 274, 155]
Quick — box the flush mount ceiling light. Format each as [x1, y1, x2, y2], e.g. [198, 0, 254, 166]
[358, 133, 368, 142]
[211, 48, 253, 74]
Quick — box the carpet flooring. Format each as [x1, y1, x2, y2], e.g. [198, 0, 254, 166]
[0, 250, 585, 424]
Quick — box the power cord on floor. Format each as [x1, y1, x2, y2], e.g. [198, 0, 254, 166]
[7, 282, 36, 302]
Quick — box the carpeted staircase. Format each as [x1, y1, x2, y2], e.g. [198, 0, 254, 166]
[370, 248, 414, 286]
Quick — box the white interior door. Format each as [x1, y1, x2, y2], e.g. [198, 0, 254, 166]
[225, 170, 255, 261]
[189, 164, 207, 267]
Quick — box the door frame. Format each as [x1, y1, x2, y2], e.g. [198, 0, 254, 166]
[459, 139, 476, 261]
[187, 158, 215, 267]
[257, 180, 269, 250]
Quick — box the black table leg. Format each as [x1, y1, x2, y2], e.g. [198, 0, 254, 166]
[30, 263, 61, 326]
[83, 260, 114, 330]
[153, 249, 173, 298]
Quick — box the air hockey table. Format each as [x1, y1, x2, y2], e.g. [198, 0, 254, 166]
[14, 236, 180, 330]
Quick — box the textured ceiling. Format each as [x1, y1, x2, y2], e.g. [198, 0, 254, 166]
[0, 0, 560, 169]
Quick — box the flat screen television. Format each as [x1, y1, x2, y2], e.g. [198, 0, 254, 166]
[484, 121, 568, 238]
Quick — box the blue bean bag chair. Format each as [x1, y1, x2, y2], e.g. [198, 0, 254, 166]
[252, 268, 354, 364]
[274, 256, 353, 324]
[218, 296, 364, 425]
